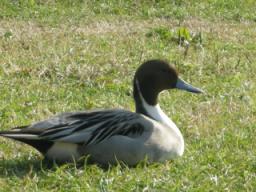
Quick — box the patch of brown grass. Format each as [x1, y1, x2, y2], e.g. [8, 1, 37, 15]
[1, 18, 255, 43]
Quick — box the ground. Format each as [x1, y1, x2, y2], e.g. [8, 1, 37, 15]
[0, 0, 255, 191]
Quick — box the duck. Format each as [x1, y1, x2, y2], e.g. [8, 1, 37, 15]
[0, 59, 203, 166]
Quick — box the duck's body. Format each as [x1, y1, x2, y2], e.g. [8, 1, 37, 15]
[0, 59, 202, 165]
[1, 108, 183, 165]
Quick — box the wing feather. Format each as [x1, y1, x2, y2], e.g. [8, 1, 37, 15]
[9, 109, 148, 145]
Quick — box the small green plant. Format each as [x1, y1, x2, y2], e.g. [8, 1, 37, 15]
[177, 27, 191, 45]
[176, 27, 203, 57]
[146, 26, 203, 57]
[177, 27, 203, 47]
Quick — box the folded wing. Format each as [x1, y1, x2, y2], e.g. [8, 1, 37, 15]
[0, 109, 148, 153]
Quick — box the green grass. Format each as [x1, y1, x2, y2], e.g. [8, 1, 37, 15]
[0, 0, 256, 191]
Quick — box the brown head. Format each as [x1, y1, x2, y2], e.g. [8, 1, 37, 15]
[133, 59, 203, 107]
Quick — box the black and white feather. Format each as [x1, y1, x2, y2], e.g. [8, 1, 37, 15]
[0, 110, 146, 148]
[42, 110, 144, 143]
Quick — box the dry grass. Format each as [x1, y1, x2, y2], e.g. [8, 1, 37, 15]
[1, 17, 255, 41]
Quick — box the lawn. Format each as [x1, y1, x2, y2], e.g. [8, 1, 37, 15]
[0, 0, 255, 191]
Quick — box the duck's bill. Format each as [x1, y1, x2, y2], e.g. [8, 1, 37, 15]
[175, 78, 204, 93]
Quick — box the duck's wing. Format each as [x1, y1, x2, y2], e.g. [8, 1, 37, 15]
[0, 109, 150, 150]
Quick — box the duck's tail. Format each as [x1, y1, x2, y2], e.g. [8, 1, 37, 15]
[0, 128, 53, 154]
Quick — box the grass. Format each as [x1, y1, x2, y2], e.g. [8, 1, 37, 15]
[0, 0, 256, 191]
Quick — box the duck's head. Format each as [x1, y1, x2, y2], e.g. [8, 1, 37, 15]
[133, 59, 203, 106]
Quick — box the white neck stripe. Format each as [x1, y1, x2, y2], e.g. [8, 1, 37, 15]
[136, 79, 180, 130]
[135, 79, 184, 155]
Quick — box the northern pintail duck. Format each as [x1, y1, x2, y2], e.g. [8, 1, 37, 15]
[0, 59, 203, 166]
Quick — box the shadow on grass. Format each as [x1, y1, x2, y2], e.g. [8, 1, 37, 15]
[0, 155, 159, 178]
[0, 157, 54, 178]
[0, 157, 116, 178]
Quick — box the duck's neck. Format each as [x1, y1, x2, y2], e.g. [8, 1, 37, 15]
[133, 79, 181, 132]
